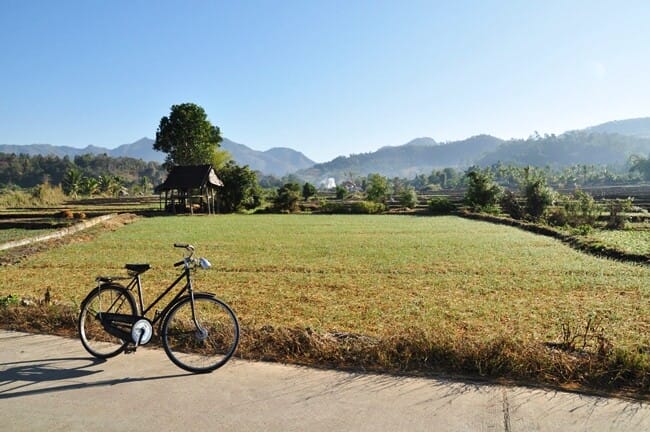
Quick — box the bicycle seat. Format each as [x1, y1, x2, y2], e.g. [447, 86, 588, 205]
[125, 264, 151, 274]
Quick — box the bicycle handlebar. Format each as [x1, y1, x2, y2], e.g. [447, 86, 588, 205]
[173, 243, 196, 268]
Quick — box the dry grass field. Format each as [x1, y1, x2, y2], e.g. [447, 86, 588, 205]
[2, 214, 650, 395]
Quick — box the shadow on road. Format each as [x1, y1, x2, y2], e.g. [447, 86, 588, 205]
[0, 356, 190, 400]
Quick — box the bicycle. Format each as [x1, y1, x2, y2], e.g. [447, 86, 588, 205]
[78, 243, 240, 373]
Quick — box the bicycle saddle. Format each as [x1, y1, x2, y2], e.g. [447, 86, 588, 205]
[125, 264, 151, 274]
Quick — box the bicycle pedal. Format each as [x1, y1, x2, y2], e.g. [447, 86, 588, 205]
[124, 345, 137, 354]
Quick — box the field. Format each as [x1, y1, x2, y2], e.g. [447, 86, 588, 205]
[2, 214, 650, 395]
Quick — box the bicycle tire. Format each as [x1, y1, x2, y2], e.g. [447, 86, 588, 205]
[78, 284, 137, 359]
[161, 294, 240, 373]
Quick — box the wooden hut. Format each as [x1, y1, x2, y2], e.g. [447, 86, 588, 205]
[155, 165, 223, 214]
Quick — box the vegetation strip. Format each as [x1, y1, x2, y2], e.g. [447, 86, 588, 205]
[0, 214, 116, 251]
[458, 211, 650, 264]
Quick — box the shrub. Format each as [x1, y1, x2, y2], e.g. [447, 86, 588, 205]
[274, 183, 301, 212]
[321, 201, 386, 214]
[605, 198, 633, 230]
[335, 186, 347, 200]
[0, 294, 20, 308]
[397, 187, 418, 208]
[302, 182, 316, 200]
[499, 190, 525, 219]
[31, 182, 66, 206]
[365, 173, 391, 203]
[523, 178, 555, 221]
[428, 197, 457, 215]
[562, 190, 601, 227]
[464, 170, 502, 212]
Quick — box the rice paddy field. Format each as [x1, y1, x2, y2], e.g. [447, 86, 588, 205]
[2, 214, 650, 393]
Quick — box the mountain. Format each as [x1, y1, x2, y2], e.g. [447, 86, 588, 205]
[476, 131, 650, 167]
[585, 117, 650, 138]
[0, 137, 316, 177]
[106, 137, 163, 162]
[296, 135, 504, 182]
[220, 139, 315, 176]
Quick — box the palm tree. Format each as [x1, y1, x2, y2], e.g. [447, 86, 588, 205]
[62, 169, 82, 198]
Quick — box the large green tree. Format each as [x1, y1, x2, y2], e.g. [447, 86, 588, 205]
[217, 162, 261, 212]
[154, 103, 223, 170]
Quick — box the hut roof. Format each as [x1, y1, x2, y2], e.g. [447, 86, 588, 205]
[155, 164, 223, 193]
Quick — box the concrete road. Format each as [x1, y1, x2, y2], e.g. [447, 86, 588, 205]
[1, 330, 649, 432]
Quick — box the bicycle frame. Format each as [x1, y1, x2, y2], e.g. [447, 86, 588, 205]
[113, 261, 197, 328]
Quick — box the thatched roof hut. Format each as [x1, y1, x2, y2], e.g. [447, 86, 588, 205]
[155, 165, 223, 214]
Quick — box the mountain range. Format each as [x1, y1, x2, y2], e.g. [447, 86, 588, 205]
[2, 117, 650, 181]
[0, 137, 316, 177]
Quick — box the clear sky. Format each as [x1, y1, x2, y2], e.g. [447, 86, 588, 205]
[1, 0, 649, 162]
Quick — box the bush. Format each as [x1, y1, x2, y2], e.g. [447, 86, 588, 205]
[335, 186, 347, 200]
[321, 201, 386, 214]
[523, 178, 555, 221]
[397, 187, 418, 208]
[605, 198, 633, 230]
[32, 182, 66, 205]
[274, 183, 301, 212]
[499, 190, 525, 219]
[428, 197, 457, 215]
[464, 170, 502, 212]
[561, 190, 601, 227]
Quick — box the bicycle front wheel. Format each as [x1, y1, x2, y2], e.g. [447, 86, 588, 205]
[161, 294, 240, 373]
[79, 284, 137, 358]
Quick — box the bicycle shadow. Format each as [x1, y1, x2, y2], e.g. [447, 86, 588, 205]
[0, 356, 190, 400]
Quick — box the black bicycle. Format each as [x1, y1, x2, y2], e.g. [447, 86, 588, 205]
[78, 243, 240, 373]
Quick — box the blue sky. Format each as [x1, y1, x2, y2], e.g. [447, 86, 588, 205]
[2, 1, 649, 162]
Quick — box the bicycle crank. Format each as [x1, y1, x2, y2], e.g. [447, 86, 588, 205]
[131, 319, 153, 346]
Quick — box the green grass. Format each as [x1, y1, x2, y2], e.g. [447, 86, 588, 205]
[3, 214, 650, 393]
[0, 228, 59, 243]
[586, 228, 650, 255]
[2, 214, 648, 343]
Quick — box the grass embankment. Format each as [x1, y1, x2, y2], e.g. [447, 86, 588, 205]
[1, 214, 650, 397]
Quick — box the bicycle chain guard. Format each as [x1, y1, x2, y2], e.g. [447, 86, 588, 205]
[132, 319, 153, 345]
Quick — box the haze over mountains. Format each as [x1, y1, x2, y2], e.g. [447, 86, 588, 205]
[2, 117, 650, 181]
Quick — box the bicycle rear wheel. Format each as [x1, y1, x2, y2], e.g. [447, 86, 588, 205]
[79, 284, 137, 358]
[161, 294, 239, 373]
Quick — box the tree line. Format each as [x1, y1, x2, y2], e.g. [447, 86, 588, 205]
[5, 101, 650, 216]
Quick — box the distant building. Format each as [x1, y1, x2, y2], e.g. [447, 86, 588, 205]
[322, 177, 336, 189]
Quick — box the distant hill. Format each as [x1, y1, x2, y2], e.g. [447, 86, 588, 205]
[219, 139, 315, 176]
[0, 137, 316, 177]
[585, 117, 650, 139]
[476, 131, 650, 167]
[296, 135, 504, 182]
[4, 116, 650, 183]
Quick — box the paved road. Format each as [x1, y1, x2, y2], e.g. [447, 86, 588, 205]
[1, 330, 649, 431]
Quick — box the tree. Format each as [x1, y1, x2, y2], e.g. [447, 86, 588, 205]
[217, 162, 261, 212]
[80, 176, 99, 196]
[275, 182, 301, 212]
[522, 177, 555, 221]
[154, 103, 224, 170]
[62, 168, 82, 198]
[302, 182, 316, 200]
[464, 170, 501, 212]
[365, 173, 390, 203]
[398, 186, 418, 208]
